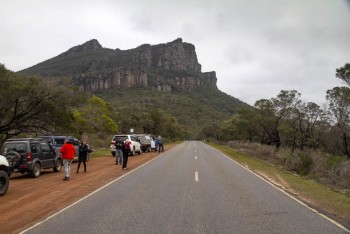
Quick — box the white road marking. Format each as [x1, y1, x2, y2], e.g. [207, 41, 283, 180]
[195, 156, 197, 160]
[195, 171, 198, 182]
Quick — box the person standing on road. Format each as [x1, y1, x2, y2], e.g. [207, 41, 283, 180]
[122, 139, 131, 170]
[114, 137, 124, 165]
[76, 140, 90, 174]
[60, 139, 75, 181]
[154, 137, 159, 152]
[157, 136, 164, 153]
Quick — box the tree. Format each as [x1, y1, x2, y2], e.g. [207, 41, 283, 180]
[73, 96, 118, 135]
[298, 102, 322, 149]
[326, 86, 350, 159]
[336, 63, 350, 86]
[221, 107, 258, 142]
[0, 64, 75, 144]
[254, 98, 280, 146]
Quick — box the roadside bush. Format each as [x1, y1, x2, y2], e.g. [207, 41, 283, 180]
[227, 140, 350, 195]
[339, 160, 350, 193]
[296, 153, 313, 175]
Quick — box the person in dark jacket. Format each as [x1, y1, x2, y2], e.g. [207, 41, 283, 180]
[157, 136, 164, 153]
[122, 140, 131, 170]
[114, 137, 124, 165]
[76, 140, 90, 174]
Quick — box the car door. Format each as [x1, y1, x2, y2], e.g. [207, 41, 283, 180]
[41, 142, 54, 168]
[29, 142, 41, 166]
[130, 136, 140, 151]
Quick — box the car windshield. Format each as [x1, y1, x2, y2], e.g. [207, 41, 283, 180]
[1, 143, 26, 154]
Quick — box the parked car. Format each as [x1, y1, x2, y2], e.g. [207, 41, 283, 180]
[0, 138, 62, 178]
[40, 136, 80, 161]
[110, 135, 142, 156]
[134, 134, 152, 152]
[0, 155, 10, 196]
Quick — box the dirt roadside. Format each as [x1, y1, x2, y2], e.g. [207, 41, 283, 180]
[1, 147, 173, 234]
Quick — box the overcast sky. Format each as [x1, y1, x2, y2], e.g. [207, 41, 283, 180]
[1, 0, 350, 105]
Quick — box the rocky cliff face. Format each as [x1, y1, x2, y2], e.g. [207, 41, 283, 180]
[20, 38, 218, 93]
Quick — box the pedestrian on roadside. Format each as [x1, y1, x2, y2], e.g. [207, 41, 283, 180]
[122, 139, 131, 170]
[154, 137, 159, 152]
[114, 137, 124, 165]
[76, 140, 90, 174]
[158, 136, 164, 153]
[60, 139, 75, 181]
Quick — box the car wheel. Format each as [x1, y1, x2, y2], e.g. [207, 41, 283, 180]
[5, 151, 21, 167]
[30, 163, 41, 178]
[112, 151, 115, 157]
[53, 159, 62, 172]
[130, 148, 135, 156]
[138, 148, 142, 155]
[147, 146, 151, 152]
[0, 170, 9, 196]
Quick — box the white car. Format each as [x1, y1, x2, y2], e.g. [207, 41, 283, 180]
[0, 155, 10, 196]
[110, 135, 142, 156]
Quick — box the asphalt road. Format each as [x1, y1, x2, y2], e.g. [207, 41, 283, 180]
[23, 141, 349, 234]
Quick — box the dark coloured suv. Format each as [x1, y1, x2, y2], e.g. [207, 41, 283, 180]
[40, 136, 80, 161]
[0, 138, 62, 178]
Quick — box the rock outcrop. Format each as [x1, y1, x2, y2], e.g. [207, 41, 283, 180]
[20, 38, 218, 93]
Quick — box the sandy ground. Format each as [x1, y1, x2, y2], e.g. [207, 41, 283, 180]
[1, 148, 171, 234]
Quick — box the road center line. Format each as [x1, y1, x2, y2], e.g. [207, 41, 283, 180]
[195, 171, 198, 182]
[195, 156, 197, 160]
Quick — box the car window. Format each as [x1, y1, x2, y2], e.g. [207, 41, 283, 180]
[54, 138, 66, 146]
[41, 143, 51, 153]
[130, 136, 136, 141]
[114, 136, 128, 141]
[30, 143, 39, 153]
[1, 143, 26, 154]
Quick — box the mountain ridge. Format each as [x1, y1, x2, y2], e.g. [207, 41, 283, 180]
[19, 38, 217, 93]
[18, 38, 248, 136]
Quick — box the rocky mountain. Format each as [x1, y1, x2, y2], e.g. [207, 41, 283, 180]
[19, 38, 248, 136]
[20, 38, 217, 93]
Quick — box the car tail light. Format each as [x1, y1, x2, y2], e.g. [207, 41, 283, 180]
[27, 152, 32, 162]
[111, 141, 115, 145]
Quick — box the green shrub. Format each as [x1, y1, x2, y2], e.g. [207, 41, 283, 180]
[296, 153, 313, 175]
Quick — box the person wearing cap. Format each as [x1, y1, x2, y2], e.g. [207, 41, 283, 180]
[60, 139, 75, 181]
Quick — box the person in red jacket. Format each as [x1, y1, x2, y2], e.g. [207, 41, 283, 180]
[60, 139, 75, 181]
